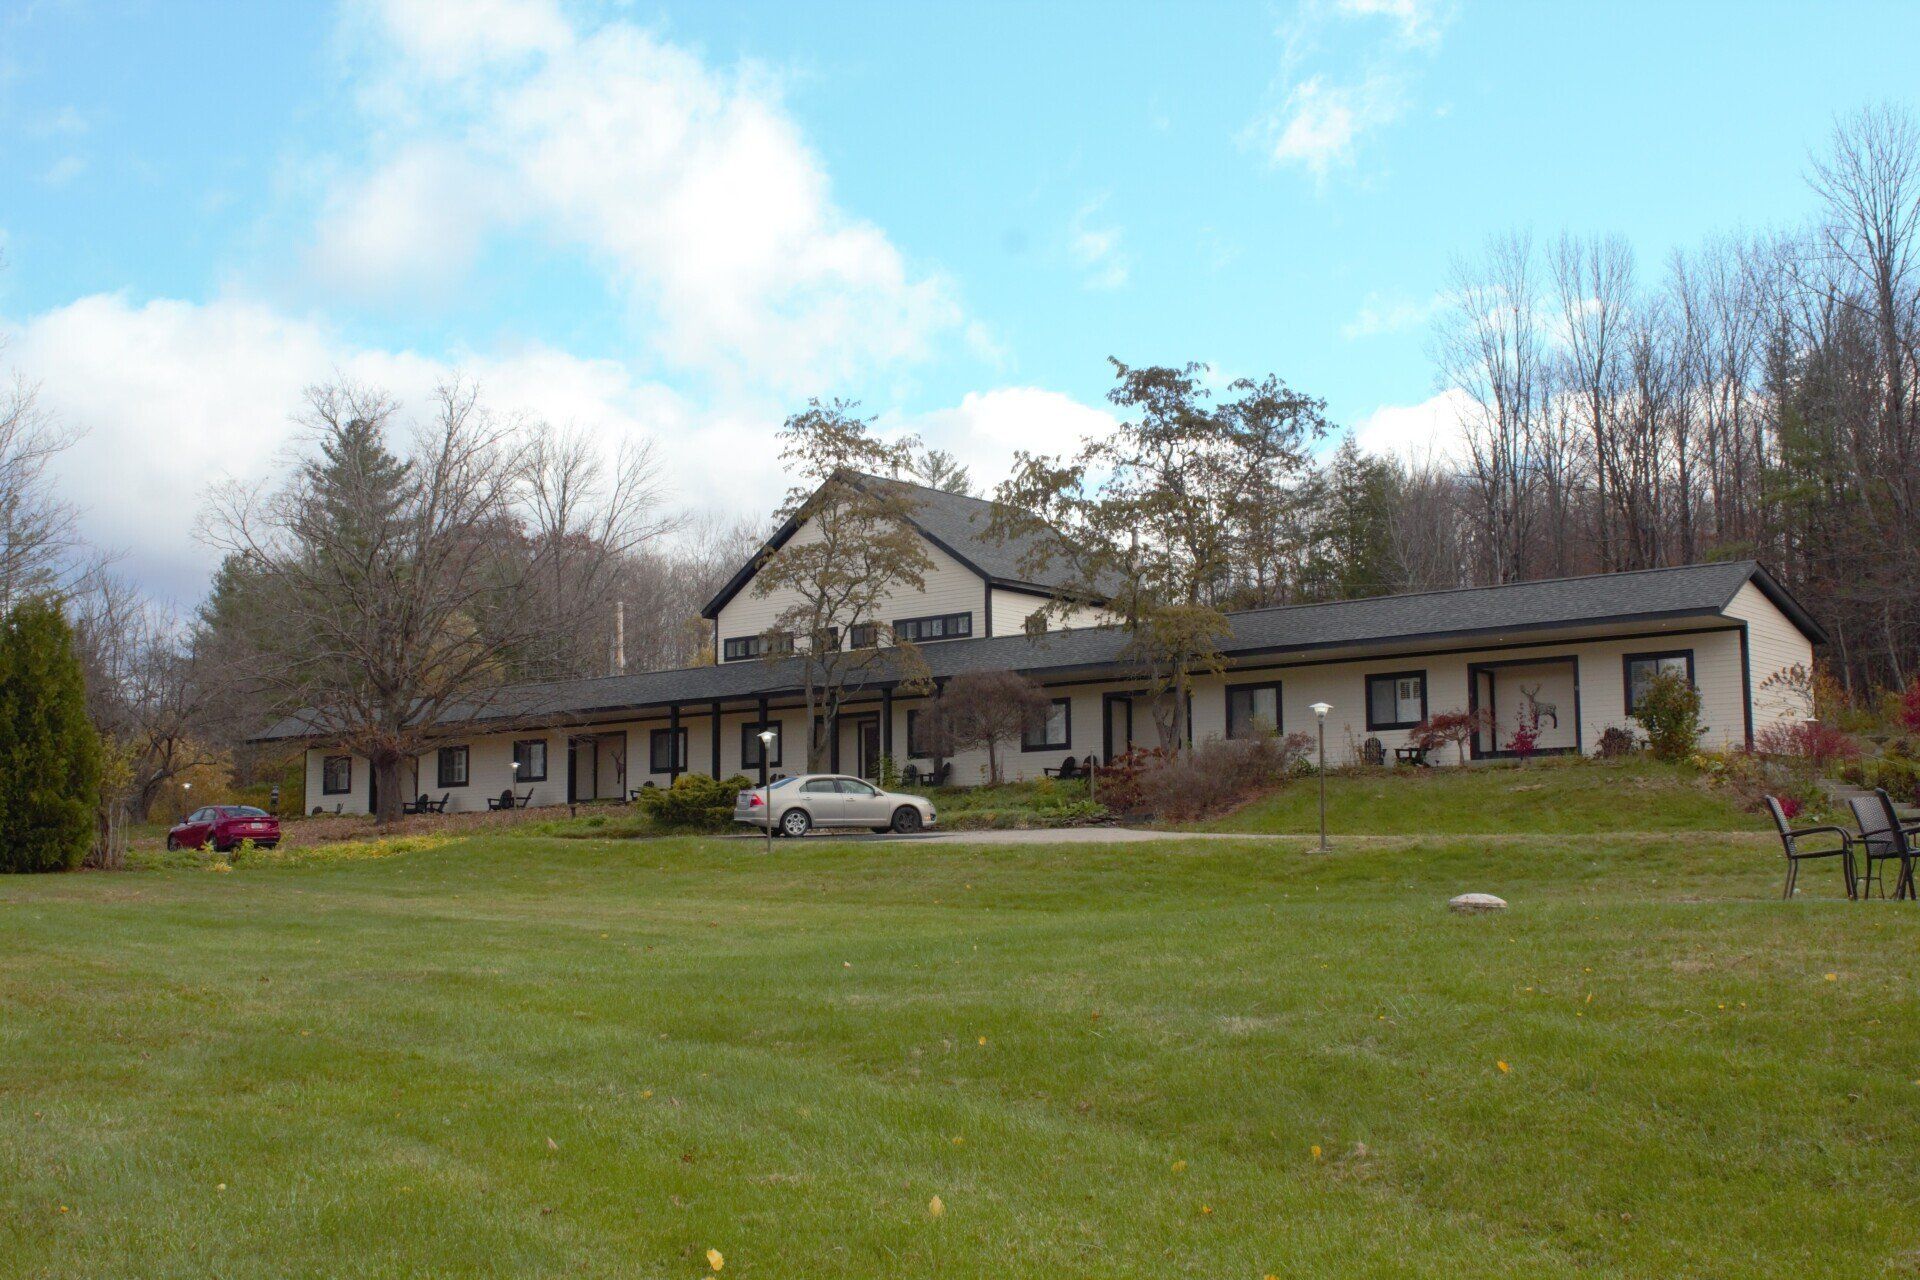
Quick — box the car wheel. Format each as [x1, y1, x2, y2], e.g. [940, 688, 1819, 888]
[890, 806, 923, 834]
[165, 834, 180, 851]
[780, 808, 812, 838]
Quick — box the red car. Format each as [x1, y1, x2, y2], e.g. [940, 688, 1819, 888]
[167, 805, 281, 852]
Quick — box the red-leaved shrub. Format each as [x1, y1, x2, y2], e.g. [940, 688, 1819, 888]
[1753, 719, 1860, 768]
[1899, 679, 1920, 737]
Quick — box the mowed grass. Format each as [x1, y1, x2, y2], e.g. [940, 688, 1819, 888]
[1, 820, 1915, 1277]
[1200, 756, 1754, 835]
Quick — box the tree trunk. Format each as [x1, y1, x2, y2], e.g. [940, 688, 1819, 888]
[987, 741, 999, 785]
[372, 748, 405, 827]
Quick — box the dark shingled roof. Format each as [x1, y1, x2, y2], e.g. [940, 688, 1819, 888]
[252, 560, 1819, 743]
[699, 473, 1101, 620]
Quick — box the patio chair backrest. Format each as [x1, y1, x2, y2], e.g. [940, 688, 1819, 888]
[1763, 795, 1793, 838]
[1849, 792, 1895, 852]
[1874, 788, 1914, 854]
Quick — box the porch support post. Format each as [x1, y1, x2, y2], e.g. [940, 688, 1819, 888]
[829, 711, 841, 772]
[668, 703, 681, 783]
[882, 686, 894, 758]
[710, 700, 723, 777]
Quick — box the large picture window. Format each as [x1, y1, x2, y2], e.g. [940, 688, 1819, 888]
[1022, 698, 1072, 752]
[1226, 682, 1283, 739]
[892, 612, 972, 643]
[1365, 671, 1427, 731]
[1623, 650, 1695, 715]
[740, 720, 783, 769]
[721, 633, 795, 662]
[511, 739, 548, 782]
[437, 745, 470, 788]
[650, 727, 688, 773]
[321, 755, 352, 795]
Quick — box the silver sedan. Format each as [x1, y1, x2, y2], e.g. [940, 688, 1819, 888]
[734, 774, 938, 837]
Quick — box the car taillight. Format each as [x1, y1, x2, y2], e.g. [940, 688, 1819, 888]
[748, 793, 763, 807]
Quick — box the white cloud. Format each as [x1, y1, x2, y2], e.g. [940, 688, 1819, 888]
[1068, 197, 1129, 291]
[1335, 0, 1452, 48]
[1341, 290, 1444, 339]
[1269, 75, 1404, 177]
[1256, 0, 1452, 180]
[885, 387, 1118, 489]
[0, 293, 798, 604]
[1351, 388, 1471, 466]
[41, 155, 85, 187]
[315, 0, 960, 392]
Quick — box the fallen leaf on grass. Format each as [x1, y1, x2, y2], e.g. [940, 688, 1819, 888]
[928, 1195, 945, 1217]
[706, 1247, 724, 1271]
[546, 1137, 558, 1150]
[1496, 1061, 1510, 1074]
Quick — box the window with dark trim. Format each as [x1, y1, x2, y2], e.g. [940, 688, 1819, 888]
[437, 745, 470, 788]
[722, 633, 796, 661]
[1623, 649, 1696, 715]
[1365, 671, 1427, 731]
[321, 755, 352, 795]
[511, 739, 548, 782]
[907, 709, 936, 757]
[1225, 681, 1282, 739]
[741, 720, 783, 769]
[649, 727, 688, 773]
[892, 611, 973, 643]
[811, 627, 840, 653]
[1022, 697, 1072, 752]
[848, 622, 878, 649]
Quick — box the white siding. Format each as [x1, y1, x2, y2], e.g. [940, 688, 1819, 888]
[715, 516, 987, 658]
[1723, 581, 1818, 738]
[304, 748, 369, 815]
[988, 587, 1109, 637]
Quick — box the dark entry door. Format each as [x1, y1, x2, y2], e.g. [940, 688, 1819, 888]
[1102, 693, 1134, 762]
[857, 718, 881, 779]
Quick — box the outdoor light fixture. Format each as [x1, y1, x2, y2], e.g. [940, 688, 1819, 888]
[758, 729, 778, 856]
[1309, 703, 1332, 852]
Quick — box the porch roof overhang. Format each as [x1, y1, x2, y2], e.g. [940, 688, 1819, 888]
[252, 560, 1800, 746]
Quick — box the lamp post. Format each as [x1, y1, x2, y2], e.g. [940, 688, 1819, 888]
[1309, 702, 1332, 852]
[181, 780, 192, 822]
[757, 729, 777, 856]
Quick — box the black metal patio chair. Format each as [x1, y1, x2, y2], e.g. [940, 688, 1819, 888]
[1847, 789, 1918, 900]
[1766, 795, 1855, 900]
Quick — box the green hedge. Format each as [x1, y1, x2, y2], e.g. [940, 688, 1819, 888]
[634, 773, 753, 830]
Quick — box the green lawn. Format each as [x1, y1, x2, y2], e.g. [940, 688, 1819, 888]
[2, 810, 1913, 1276]
[1199, 756, 1757, 835]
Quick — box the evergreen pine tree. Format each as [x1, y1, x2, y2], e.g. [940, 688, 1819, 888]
[0, 597, 103, 872]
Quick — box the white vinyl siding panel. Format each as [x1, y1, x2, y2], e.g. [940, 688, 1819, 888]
[1722, 581, 1818, 739]
[715, 517, 986, 658]
[987, 587, 1109, 637]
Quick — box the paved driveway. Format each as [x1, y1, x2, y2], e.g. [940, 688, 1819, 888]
[725, 825, 1276, 845]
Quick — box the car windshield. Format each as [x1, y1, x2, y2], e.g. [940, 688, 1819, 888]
[223, 806, 270, 817]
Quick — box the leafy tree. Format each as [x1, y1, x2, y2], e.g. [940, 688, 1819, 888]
[750, 400, 934, 770]
[911, 447, 974, 495]
[0, 597, 103, 873]
[993, 359, 1324, 751]
[936, 670, 1051, 785]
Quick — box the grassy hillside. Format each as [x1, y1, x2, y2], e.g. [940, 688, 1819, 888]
[1, 821, 1909, 1278]
[1198, 756, 1756, 836]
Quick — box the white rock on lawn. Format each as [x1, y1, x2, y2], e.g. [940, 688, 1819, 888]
[1448, 893, 1507, 914]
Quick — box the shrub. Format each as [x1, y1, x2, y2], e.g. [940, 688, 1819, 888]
[1898, 678, 1920, 738]
[1129, 733, 1314, 821]
[1838, 753, 1920, 806]
[1596, 726, 1638, 758]
[1753, 719, 1860, 769]
[635, 773, 752, 829]
[1632, 670, 1703, 761]
[0, 598, 103, 873]
[1506, 721, 1540, 761]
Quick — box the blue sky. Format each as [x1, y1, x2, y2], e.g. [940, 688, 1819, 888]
[3, 0, 1916, 601]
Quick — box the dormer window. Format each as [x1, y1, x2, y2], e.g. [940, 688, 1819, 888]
[722, 632, 797, 662]
[848, 622, 878, 649]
